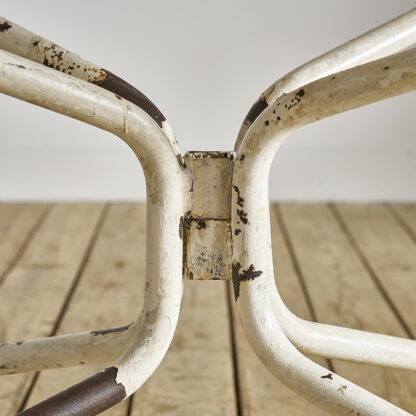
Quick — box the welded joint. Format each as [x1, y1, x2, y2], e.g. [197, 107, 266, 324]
[182, 151, 234, 280]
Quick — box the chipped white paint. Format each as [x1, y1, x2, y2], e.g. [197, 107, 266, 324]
[232, 44, 416, 416]
[1, 8, 416, 416]
[235, 7, 416, 149]
[0, 17, 181, 157]
[0, 44, 187, 408]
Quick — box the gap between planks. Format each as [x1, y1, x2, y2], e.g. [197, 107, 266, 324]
[1, 203, 416, 415]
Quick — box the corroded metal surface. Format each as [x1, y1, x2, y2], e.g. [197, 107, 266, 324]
[17, 367, 126, 416]
[235, 7, 416, 150]
[0, 17, 180, 157]
[0, 38, 185, 414]
[232, 41, 416, 416]
[183, 218, 232, 280]
[183, 152, 234, 280]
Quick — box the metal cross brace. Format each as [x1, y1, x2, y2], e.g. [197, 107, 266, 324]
[1, 8, 416, 415]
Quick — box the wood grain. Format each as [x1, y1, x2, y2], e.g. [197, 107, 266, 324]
[0, 203, 105, 415]
[23, 203, 148, 415]
[1, 203, 416, 415]
[279, 204, 416, 413]
[0, 204, 48, 287]
[131, 279, 237, 415]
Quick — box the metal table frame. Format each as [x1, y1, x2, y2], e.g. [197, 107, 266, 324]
[0, 8, 416, 415]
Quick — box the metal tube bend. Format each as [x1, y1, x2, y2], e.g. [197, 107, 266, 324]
[232, 48, 416, 415]
[235, 7, 416, 150]
[0, 50, 186, 415]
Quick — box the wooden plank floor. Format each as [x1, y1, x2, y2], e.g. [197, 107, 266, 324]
[1, 203, 416, 415]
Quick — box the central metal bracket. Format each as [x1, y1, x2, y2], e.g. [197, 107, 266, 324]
[183, 151, 234, 280]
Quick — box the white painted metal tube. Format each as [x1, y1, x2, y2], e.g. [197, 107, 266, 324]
[237, 37, 416, 371]
[240, 38, 416, 371]
[0, 16, 180, 157]
[0, 50, 186, 414]
[232, 49, 416, 415]
[235, 7, 416, 149]
[0, 324, 135, 375]
[269, 278, 416, 370]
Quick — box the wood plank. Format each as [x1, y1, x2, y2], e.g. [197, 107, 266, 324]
[24, 203, 147, 415]
[0, 203, 48, 286]
[335, 204, 416, 337]
[131, 280, 237, 415]
[388, 204, 416, 242]
[278, 204, 416, 413]
[27, 203, 237, 415]
[0, 203, 105, 415]
[231, 206, 329, 416]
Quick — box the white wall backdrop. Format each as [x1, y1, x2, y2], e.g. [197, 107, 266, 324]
[1, 1, 415, 201]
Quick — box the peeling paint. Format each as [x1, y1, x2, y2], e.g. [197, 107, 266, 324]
[17, 367, 126, 415]
[0, 21, 11, 32]
[236, 209, 248, 224]
[244, 96, 268, 125]
[91, 323, 132, 336]
[232, 262, 263, 300]
[179, 216, 184, 239]
[233, 185, 244, 207]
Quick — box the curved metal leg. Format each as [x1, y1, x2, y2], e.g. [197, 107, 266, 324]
[235, 7, 416, 149]
[1, 8, 416, 416]
[0, 48, 187, 414]
[0, 324, 135, 374]
[232, 48, 416, 415]
[233, 5, 416, 373]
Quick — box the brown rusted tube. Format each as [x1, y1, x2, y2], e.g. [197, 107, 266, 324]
[0, 18, 166, 128]
[17, 367, 126, 416]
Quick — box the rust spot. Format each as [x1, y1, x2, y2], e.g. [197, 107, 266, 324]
[184, 151, 234, 160]
[244, 96, 268, 125]
[32, 41, 40, 46]
[383, 66, 390, 70]
[276, 116, 281, 121]
[321, 373, 333, 380]
[194, 219, 206, 230]
[264, 120, 269, 126]
[296, 88, 305, 97]
[16, 341, 24, 346]
[17, 366, 126, 416]
[233, 185, 244, 207]
[92, 69, 166, 127]
[189, 271, 194, 280]
[236, 209, 248, 224]
[0, 21, 11, 32]
[234, 228, 241, 236]
[179, 216, 184, 239]
[232, 262, 263, 300]
[91, 323, 132, 336]
[240, 154, 245, 161]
